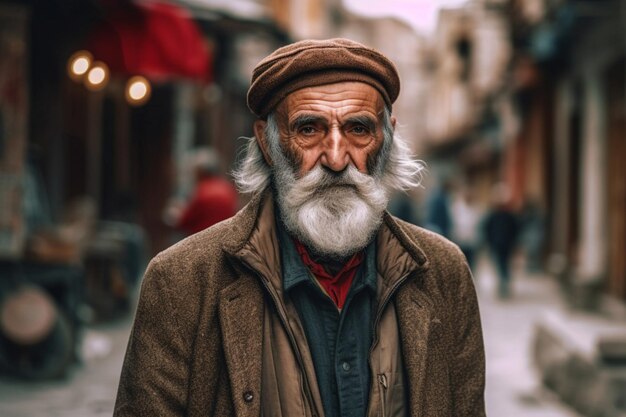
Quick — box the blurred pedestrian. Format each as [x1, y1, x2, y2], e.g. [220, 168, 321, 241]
[115, 38, 485, 417]
[387, 191, 420, 225]
[484, 183, 519, 298]
[520, 198, 545, 273]
[451, 187, 483, 270]
[425, 179, 453, 238]
[165, 148, 238, 235]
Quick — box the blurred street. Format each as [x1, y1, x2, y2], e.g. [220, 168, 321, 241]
[476, 256, 582, 417]
[0, 318, 132, 417]
[0, 0, 625, 416]
[0, 254, 584, 417]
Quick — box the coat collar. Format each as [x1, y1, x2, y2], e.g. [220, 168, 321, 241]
[222, 188, 430, 280]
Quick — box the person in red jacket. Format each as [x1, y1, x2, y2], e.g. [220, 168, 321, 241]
[171, 148, 238, 235]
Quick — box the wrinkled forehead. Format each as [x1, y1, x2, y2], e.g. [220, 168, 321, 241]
[275, 81, 386, 121]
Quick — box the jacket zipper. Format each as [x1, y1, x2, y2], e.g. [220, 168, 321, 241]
[253, 269, 321, 417]
[368, 272, 411, 417]
[369, 271, 411, 360]
[378, 373, 388, 417]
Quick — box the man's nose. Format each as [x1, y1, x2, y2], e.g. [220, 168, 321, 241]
[320, 128, 350, 172]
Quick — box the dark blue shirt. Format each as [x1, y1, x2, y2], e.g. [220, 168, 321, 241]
[278, 222, 377, 417]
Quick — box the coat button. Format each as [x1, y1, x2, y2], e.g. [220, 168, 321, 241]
[243, 391, 254, 403]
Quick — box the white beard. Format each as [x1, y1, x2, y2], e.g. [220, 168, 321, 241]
[274, 162, 389, 259]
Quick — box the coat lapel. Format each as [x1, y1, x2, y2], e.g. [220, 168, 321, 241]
[218, 190, 279, 417]
[219, 272, 264, 417]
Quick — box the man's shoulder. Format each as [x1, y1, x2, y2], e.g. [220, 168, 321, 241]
[388, 217, 475, 305]
[149, 211, 252, 283]
[162, 218, 231, 258]
[393, 217, 461, 257]
[392, 214, 467, 277]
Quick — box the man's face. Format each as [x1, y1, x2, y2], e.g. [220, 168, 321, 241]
[254, 82, 393, 176]
[252, 82, 397, 259]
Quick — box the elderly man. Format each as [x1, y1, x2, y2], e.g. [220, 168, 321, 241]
[114, 39, 486, 417]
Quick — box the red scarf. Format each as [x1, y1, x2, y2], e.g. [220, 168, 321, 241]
[294, 240, 364, 309]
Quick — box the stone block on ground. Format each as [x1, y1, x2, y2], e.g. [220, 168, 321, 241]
[533, 310, 626, 417]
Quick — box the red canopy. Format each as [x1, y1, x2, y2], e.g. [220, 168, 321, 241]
[87, 1, 211, 82]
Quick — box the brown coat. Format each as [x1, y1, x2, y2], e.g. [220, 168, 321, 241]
[114, 190, 486, 417]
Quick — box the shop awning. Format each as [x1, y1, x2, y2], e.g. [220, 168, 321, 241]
[87, 0, 211, 82]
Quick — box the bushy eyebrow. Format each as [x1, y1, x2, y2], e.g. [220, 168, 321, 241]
[289, 113, 378, 132]
[344, 115, 377, 132]
[290, 114, 328, 131]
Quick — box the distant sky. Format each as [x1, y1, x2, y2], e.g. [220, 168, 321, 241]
[342, 0, 469, 34]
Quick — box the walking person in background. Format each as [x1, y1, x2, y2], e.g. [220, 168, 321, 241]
[164, 147, 238, 236]
[484, 183, 519, 298]
[520, 198, 545, 273]
[115, 38, 486, 417]
[451, 186, 483, 271]
[425, 179, 453, 238]
[387, 190, 420, 225]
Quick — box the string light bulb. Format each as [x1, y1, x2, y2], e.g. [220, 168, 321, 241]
[85, 61, 109, 91]
[125, 76, 151, 106]
[67, 50, 93, 81]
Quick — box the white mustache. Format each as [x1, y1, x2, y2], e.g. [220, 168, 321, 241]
[286, 164, 387, 209]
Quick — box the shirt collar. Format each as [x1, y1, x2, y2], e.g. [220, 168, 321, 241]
[277, 218, 312, 291]
[276, 215, 377, 293]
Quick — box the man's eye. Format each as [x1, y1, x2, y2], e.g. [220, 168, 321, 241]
[350, 125, 369, 135]
[299, 126, 317, 135]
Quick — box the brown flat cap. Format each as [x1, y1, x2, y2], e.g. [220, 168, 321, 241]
[247, 38, 400, 118]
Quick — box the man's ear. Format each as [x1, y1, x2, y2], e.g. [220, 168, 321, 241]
[390, 115, 397, 130]
[253, 119, 273, 166]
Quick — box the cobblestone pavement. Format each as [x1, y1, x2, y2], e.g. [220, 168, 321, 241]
[0, 255, 584, 417]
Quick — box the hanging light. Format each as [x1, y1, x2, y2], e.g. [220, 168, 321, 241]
[85, 61, 109, 91]
[67, 50, 93, 81]
[125, 75, 151, 106]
